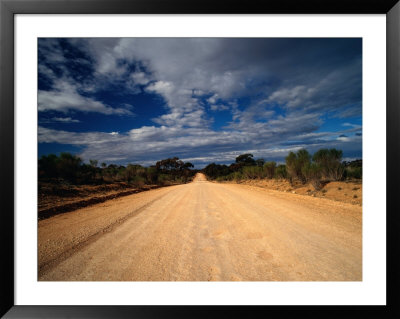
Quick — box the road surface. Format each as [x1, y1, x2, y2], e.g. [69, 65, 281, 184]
[38, 173, 362, 281]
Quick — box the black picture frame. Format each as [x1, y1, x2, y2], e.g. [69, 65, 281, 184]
[1, 0, 399, 318]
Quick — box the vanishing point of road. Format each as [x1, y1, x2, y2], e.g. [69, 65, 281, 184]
[38, 173, 362, 281]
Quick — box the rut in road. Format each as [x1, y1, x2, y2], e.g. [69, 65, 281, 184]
[39, 173, 362, 281]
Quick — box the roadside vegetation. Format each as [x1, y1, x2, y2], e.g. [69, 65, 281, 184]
[38, 153, 198, 217]
[202, 148, 362, 191]
[39, 153, 197, 187]
[38, 149, 362, 216]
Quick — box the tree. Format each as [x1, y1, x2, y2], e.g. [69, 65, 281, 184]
[255, 158, 265, 167]
[89, 159, 98, 168]
[229, 162, 243, 172]
[156, 157, 185, 172]
[343, 159, 362, 180]
[38, 154, 58, 179]
[203, 163, 230, 179]
[183, 162, 194, 170]
[235, 153, 256, 166]
[57, 152, 82, 183]
[181, 162, 195, 182]
[155, 157, 194, 182]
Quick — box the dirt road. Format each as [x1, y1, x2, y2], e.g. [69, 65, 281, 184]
[38, 173, 362, 281]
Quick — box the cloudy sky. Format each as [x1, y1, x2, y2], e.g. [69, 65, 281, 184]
[38, 38, 362, 168]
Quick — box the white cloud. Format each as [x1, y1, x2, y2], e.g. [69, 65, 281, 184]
[337, 136, 350, 142]
[38, 77, 133, 115]
[335, 105, 362, 118]
[38, 126, 123, 145]
[38, 89, 132, 115]
[39, 116, 81, 124]
[131, 71, 151, 85]
[38, 114, 362, 167]
[210, 104, 229, 111]
[38, 64, 57, 82]
[51, 117, 80, 123]
[146, 80, 174, 97]
[38, 39, 66, 64]
[64, 38, 361, 130]
[71, 39, 273, 127]
[268, 85, 317, 108]
[206, 94, 218, 104]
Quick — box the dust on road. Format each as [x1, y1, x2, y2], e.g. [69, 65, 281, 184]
[38, 173, 362, 281]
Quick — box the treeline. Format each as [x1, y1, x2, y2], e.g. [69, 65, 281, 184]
[38, 153, 197, 186]
[202, 149, 362, 190]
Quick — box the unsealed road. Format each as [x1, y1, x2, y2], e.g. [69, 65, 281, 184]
[39, 173, 362, 281]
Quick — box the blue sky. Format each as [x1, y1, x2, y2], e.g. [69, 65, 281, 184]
[38, 38, 362, 168]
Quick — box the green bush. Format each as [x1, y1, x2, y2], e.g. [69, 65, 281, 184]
[131, 175, 146, 188]
[157, 174, 172, 186]
[263, 161, 276, 179]
[242, 166, 264, 179]
[312, 148, 344, 181]
[203, 163, 230, 179]
[231, 171, 243, 181]
[275, 165, 287, 179]
[345, 166, 362, 179]
[302, 162, 322, 190]
[285, 149, 311, 183]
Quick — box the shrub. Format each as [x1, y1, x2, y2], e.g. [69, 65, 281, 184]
[145, 166, 158, 184]
[263, 161, 276, 179]
[285, 149, 311, 183]
[232, 171, 243, 181]
[124, 164, 141, 182]
[302, 162, 322, 190]
[203, 163, 230, 179]
[255, 158, 265, 167]
[312, 148, 344, 181]
[275, 164, 287, 179]
[242, 166, 263, 179]
[38, 154, 59, 179]
[57, 153, 82, 183]
[157, 174, 172, 186]
[131, 176, 146, 188]
[344, 166, 362, 179]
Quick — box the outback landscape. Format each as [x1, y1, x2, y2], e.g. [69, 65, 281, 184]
[38, 149, 362, 281]
[38, 38, 362, 281]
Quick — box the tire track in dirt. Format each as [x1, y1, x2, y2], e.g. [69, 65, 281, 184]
[38, 186, 177, 277]
[208, 183, 361, 280]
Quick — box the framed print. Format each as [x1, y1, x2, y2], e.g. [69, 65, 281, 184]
[1, 0, 399, 318]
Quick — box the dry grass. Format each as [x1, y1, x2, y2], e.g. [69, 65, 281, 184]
[224, 179, 362, 206]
